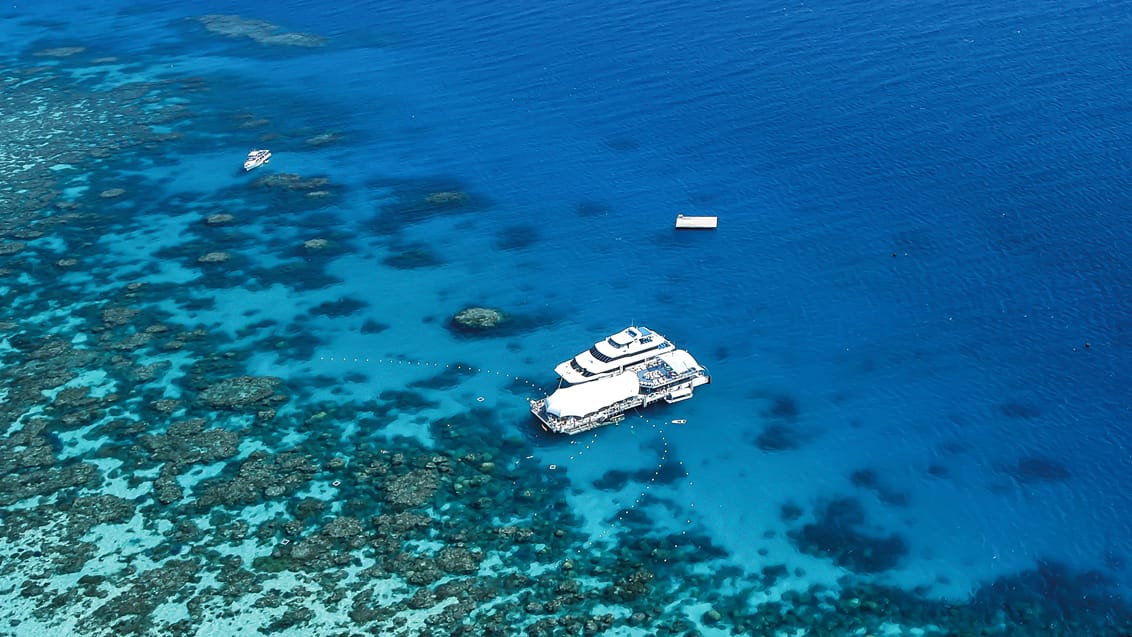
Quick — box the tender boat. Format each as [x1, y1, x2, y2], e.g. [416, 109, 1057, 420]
[243, 149, 272, 171]
[554, 326, 674, 385]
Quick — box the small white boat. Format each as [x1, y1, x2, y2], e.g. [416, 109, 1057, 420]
[672, 419, 687, 425]
[243, 149, 271, 171]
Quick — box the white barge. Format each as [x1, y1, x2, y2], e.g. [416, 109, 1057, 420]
[674, 214, 718, 229]
[531, 345, 710, 435]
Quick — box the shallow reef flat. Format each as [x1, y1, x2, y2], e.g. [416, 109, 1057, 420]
[0, 36, 1129, 637]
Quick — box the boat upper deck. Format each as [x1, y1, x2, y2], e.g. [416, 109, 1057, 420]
[634, 350, 700, 388]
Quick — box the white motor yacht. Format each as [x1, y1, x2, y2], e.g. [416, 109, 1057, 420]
[554, 326, 673, 384]
[243, 149, 272, 171]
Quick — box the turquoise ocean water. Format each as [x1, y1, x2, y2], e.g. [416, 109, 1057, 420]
[1, 1, 1130, 634]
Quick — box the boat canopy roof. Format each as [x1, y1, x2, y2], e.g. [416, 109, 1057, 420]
[657, 349, 700, 374]
[545, 372, 639, 418]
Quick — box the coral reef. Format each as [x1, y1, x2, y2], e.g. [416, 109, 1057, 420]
[197, 250, 231, 263]
[790, 497, 909, 573]
[0, 38, 1128, 637]
[451, 307, 505, 330]
[425, 191, 470, 206]
[195, 14, 327, 47]
[1010, 456, 1072, 483]
[198, 375, 287, 411]
[382, 244, 443, 269]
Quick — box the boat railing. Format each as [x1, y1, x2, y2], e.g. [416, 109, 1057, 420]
[637, 366, 707, 389]
[540, 394, 645, 434]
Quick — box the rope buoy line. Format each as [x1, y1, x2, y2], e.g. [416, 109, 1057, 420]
[587, 418, 695, 561]
[317, 353, 699, 557]
[319, 354, 555, 397]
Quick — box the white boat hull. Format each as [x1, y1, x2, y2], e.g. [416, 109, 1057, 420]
[243, 149, 272, 171]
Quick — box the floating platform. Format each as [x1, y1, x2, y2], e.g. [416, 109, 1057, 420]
[530, 349, 710, 435]
[675, 214, 717, 229]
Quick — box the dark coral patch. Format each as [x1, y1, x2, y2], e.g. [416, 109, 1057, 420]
[850, 469, 879, 489]
[493, 224, 540, 251]
[763, 394, 800, 421]
[972, 559, 1129, 628]
[790, 497, 908, 573]
[747, 389, 801, 422]
[1010, 456, 1072, 483]
[998, 402, 1042, 419]
[408, 363, 476, 390]
[373, 389, 440, 417]
[308, 297, 367, 318]
[382, 244, 443, 269]
[250, 172, 342, 211]
[593, 461, 684, 492]
[752, 424, 805, 452]
[850, 468, 910, 507]
[360, 319, 389, 334]
[367, 177, 488, 234]
[779, 502, 803, 523]
[760, 564, 789, 586]
[603, 137, 640, 152]
[575, 201, 611, 217]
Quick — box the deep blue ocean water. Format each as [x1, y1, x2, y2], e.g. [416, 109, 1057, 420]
[2, 0, 1131, 634]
